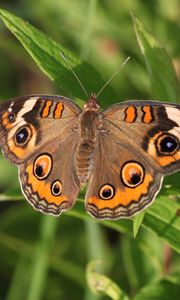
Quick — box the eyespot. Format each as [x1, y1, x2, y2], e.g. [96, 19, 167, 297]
[33, 154, 52, 180]
[99, 184, 115, 200]
[121, 161, 144, 188]
[51, 180, 62, 196]
[15, 126, 32, 145]
[156, 133, 179, 155]
[8, 113, 15, 123]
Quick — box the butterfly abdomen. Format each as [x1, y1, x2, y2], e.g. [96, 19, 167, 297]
[76, 109, 99, 185]
[76, 139, 95, 185]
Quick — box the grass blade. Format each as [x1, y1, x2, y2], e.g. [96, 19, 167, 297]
[0, 8, 116, 104]
[133, 15, 178, 101]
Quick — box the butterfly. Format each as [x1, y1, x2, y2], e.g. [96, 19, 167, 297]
[0, 94, 179, 219]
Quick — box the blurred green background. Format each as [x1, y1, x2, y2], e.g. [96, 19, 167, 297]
[0, 1, 180, 299]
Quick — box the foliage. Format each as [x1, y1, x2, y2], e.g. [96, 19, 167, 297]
[0, 1, 179, 299]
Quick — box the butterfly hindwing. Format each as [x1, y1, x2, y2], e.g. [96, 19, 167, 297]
[85, 119, 163, 219]
[19, 135, 80, 215]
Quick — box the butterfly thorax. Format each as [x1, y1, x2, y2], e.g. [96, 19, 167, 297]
[76, 95, 101, 185]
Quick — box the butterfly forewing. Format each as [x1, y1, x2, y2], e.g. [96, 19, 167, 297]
[102, 101, 180, 174]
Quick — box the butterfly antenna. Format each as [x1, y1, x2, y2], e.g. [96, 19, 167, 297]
[61, 52, 88, 97]
[96, 56, 130, 98]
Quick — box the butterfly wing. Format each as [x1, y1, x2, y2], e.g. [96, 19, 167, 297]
[85, 101, 180, 219]
[103, 101, 180, 173]
[0, 95, 81, 215]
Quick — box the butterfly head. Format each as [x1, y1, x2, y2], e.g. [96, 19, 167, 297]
[84, 94, 100, 111]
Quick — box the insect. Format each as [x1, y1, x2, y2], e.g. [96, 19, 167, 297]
[0, 93, 179, 219]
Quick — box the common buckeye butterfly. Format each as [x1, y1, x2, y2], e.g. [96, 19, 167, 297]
[0, 94, 179, 219]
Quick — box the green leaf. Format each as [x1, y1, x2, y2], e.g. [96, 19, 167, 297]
[0, 220, 85, 287]
[133, 274, 180, 300]
[98, 196, 179, 254]
[142, 195, 180, 254]
[26, 215, 58, 300]
[86, 260, 129, 300]
[0, 8, 116, 105]
[6, 255, 33, 300]
[121, 231, 163, 290]
[1, 191, 180, 253]
[67, 199, 133, 235]
[68, 195, 180, 253]
[133, 212, 145, 238]
[133, 15, 178, 102]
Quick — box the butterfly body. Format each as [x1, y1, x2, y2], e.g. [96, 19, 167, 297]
[76, 96, 100, 185]
[0, 95, 179, 219]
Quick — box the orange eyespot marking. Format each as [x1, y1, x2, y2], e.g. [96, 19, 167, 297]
[99, 184, 115, 200]
[26, 164, 67, 205]
[147, 132, 180, 166]
[41, 100, 53, 118]
[54, 103, 64, 119]
[142, 106, 154, 123]
[87, 173, 153, 210]
[33, 154, 52, 180]
[51, 180, 62, 196]
[8, 124, 36, 158]
[147, 132, 162, 157]
[156, 133, 179, 155]
[8, 112, 15, 123]
[121, 161, 144, 188]
[15, 126, 32, 146]
[2, 112, 15, 129]
[124, 106, 137, 123]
